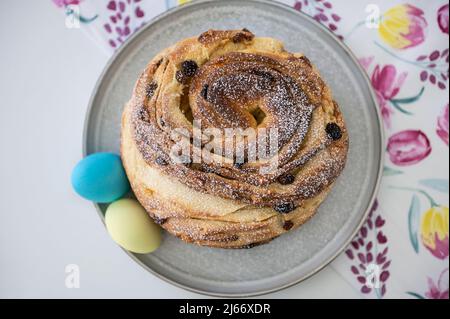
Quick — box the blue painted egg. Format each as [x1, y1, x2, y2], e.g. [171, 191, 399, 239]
[71, 153, 130, 203]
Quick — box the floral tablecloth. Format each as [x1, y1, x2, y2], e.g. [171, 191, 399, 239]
[54, 0, 449, 299]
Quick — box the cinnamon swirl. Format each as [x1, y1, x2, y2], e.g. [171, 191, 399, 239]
[121, 29, 349, 248]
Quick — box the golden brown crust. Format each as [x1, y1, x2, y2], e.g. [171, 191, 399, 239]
[120, 29, 349, 248]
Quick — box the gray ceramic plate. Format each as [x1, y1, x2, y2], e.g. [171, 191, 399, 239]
[84, 0, 383, 297]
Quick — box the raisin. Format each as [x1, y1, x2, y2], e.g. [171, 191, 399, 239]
[146, 81, 158, 98]
[181, 60, 198, 77]
[176, 70, 186, 84]
[274, 202, 295, 214]
[283, 220, 294, 231]
[326, 122, 342, 140]
[278, 173, 295, 185]
[154, 217, 168, 225]
[232, 31, 254, 43]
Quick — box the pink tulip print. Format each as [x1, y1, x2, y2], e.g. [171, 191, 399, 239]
[426, 268, 449, 299]
[408, 268, 449, 299]
[52, 0, 81, 7]
[371, 65, 407, 128]
[438, 4, 449, 35]
[437, 104, 449, 145]
[359, 58, 427, 128]
[387, 130, 432, 166]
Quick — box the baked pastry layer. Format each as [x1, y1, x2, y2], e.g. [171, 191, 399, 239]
[121, 29, 349, 248]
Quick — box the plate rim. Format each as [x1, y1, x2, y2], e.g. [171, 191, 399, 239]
[83, 0, 385, 298]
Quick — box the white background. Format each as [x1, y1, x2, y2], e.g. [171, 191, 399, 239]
[0, 1, 361, 298]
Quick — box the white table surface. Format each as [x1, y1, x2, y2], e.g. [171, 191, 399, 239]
[0, 1, 361, 298]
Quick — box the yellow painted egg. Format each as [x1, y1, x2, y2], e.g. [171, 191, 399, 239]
[105, 199, 161, 254]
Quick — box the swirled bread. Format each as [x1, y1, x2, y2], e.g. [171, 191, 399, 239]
[121, 29, 349, 248]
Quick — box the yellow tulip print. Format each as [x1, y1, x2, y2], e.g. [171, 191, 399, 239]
[421, 206, 449, 259]
[379, 4, 428, 49]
